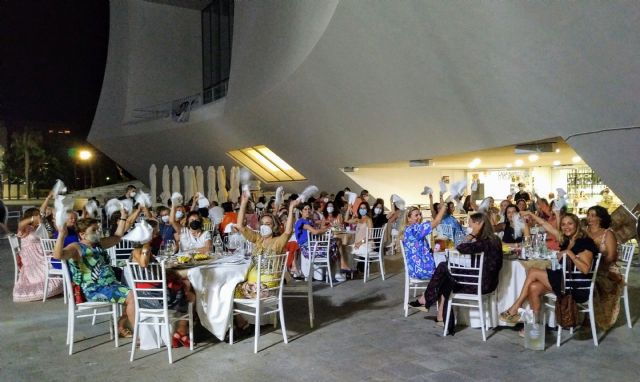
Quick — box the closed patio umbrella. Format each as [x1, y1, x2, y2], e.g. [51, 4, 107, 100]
[161, 165, 170, 205]
[217, 166, 228, 202]
[149, 164, 157, 205]
[171, 166, 180, 194]
[183, 166, 192, 200]
[228, 166, 240, 204]
[207, 165, 218, 203]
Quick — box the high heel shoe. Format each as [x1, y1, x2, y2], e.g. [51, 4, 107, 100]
[172, 332, 182, 348]
[179, 334, 191, 348]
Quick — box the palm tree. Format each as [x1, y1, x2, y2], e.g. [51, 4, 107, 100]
[10, 127, 44, 199]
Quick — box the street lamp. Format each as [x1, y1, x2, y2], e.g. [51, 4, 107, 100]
[77, 149, 94, 189]
[78, 150, 92, 161]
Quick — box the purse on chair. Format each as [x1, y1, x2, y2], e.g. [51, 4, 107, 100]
[555, 265, 578, 327]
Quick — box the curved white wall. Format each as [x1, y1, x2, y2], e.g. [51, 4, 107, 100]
[90, 0, 640, 205]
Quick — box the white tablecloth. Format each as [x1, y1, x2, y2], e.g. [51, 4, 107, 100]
[188, 257, 251, 340]
[137, 256, 250, 349]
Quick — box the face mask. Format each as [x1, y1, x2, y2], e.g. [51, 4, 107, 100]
[260, 224, 273, 237]
[374, 208, 382, 215]
[359, 208, 368, 216]
[175, 211, 184, 219]
[129, 191, 136, 198]
[466, 226, 473, 235]
[326, 207, 334, 213]
[189, 220, 202, 230]
[323, 198, 329, 203]
[161, 215, 170, 223]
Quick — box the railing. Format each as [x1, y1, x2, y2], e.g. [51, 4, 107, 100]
[131, 92, 202, 122]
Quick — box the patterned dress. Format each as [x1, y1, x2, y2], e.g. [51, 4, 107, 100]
[13, 226, 63, 302]
[402, 222, 436, 279]
[68, 243, 129, 303]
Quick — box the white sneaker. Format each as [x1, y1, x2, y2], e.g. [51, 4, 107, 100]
[334, 274, 347, 282]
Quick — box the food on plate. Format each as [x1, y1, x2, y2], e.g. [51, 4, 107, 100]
[193, 253, 210, 261]
[177, 255, 192, 264]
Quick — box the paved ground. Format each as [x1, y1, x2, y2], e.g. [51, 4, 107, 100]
[1, 239, 639, 382]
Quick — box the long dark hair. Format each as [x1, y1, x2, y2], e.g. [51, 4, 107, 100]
[334, 191, 346, 210]
[587, 205, 612, 229]
[469, 212, 496, 241]
[503, 204, 519, 232]
[357, 201, 371, 218]
[323, 201, 339, 218]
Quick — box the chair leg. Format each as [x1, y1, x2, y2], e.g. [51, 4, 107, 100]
[62, 277, 68, 304]
[68, 315, 75, 355]
[556, 326, 562, 347]
[189, 303, 194, 350]
[130, 314, 139, 362]
[363, 257, 369, 283]
[43, 275, 49, 302]
[327, 258, 333, 288]
[404, 280, 409, 318]
[254, 311, 261, 354]
[379, 256, 386, 281]
[443, 300, 453, 337]
[308, 268, 315, 328]
[479, 298, 486, 342]
[92, 309, 97, 326]
[279, 303, 288, 345]
[589, 306, 598, 347]
[165, 322, 173, 364]
[623, 287, 631, 328]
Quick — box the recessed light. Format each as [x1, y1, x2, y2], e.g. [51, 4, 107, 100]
[528, 154, 539, 162]
[553, 160, 561, 166]
[515, 159, 524, 167]
[506, 163, 512, 168]
[468, 158, 481, 168]
[572, 156, 582, 163]
[555, 148, 561, 153]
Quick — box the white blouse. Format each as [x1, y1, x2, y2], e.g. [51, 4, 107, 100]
[179, 228, 211, 251]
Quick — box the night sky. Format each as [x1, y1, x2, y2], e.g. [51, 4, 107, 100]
[1, 1, 109, 136]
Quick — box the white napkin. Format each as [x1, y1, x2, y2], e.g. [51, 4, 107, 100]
[390, 194, 406, 210]
[52, 179, 67, 197]
[512, 213, 525, 239]
[84, 199, 98, 218]
[439, 179, 448, 194]
[478, 197, 492, 213]
[239, 168, 251, 184]
[450, 180, 467, 198]
[345, 191, 357, 205]
[297, 185, 319, 202]
[171, 192, 184, 206]
[135, 190, 152, 208]
[556, 188, 567, 198]
[275, 186, 284, 206]
[105, 198, 123, 219]
[197, 195, 210, 209]
[55, 195, 74, 228]
[553, 196, 567, 212]
[224, 223, 235, 233]
[241, 184, 250, 199]
[420, 186, 433, 196]
[471, 180, 478, 192]
[123, 220, 153, 244]
[121, 198, 133, 214]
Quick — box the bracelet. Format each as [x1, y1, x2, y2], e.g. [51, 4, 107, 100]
[119, 218, 127, 221]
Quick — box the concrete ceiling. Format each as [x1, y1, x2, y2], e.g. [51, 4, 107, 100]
[89, 0, 640, 205]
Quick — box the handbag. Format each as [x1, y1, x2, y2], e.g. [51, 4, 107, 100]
[555, 261, 578, 327]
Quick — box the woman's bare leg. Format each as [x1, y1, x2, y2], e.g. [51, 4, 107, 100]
[506, 268, 550, 315]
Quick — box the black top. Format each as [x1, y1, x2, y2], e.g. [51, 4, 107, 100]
[502, 225, 523, 244]
[561, 236, 599, 293]
[372, 213, 388, 229]
[456, 236, 503, 294]
[514, 190, 530, 202]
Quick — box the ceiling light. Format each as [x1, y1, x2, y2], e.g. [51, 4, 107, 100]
[505, 163, 512, 168]
[555, 148, 561, 153]
[528, 154, 539, 162]
[572, 156, 582, 163]
[515, 159, 524, 167]
[553, 160, 561, 166]
[227, 145, 306, 182]
[468, 158, 481, 168]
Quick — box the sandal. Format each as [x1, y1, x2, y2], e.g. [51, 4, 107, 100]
[118, 327, 133, 338]
[408, 300, 429, 312]
[172, 332, 182, 348]
[500, 310, 521, 324]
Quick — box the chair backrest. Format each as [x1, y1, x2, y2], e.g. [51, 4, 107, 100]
[254, 253, 288, 300]
[202, 220, 213, 232]
[447, 251, 484, 296]
[366, 226, 385, 254]
[108, 239, 135, 266]
[9, 234, 21, 282]
[562, 252, 602, 300]
[400, 243, 411, 278]
[618, 243, 636, 282]
[41, 238, 60, 270]
[60, 260, 75, 309]
[307, 231, 332, 258]
[127, 261, 168, 311]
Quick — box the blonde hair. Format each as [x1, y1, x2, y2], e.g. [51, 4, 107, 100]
[399, 206, 420, 241]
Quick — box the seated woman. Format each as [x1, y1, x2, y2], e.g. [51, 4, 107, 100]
[53, 213, 135, 337]
[371, 199, 388, 229]
[169, 206, 212, 253]
[585, 205, 623, 330]
[345, 201, 374, 257]
[13, 208, 64, 302]
[323, 201, 344, 228]
[494, 204, 530, 244]
[501, 212, 597, 326]
[234, 192, 298, 299]
[130, 226, 194, 348]
[295, 202, 351, 279]
[401, 201, 447, 282]
[409, 213, 502, 327]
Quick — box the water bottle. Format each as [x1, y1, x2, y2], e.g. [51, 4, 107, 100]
[214, 233, 223, 255]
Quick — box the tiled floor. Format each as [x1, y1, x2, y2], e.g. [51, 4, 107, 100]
[1, 240, 639, 381]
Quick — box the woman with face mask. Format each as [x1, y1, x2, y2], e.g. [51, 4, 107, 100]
[371, 200, 388, 229]
[323, 201, 344, 228]
[234, 191, 299, 300]
[345, 201, 374, 256]
[170, 209, 212, 253]
[53, 209, 136, 338]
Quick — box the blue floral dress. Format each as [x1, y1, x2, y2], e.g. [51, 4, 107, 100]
[402, 222, 435, 279]
[69, 243, 130, 303]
